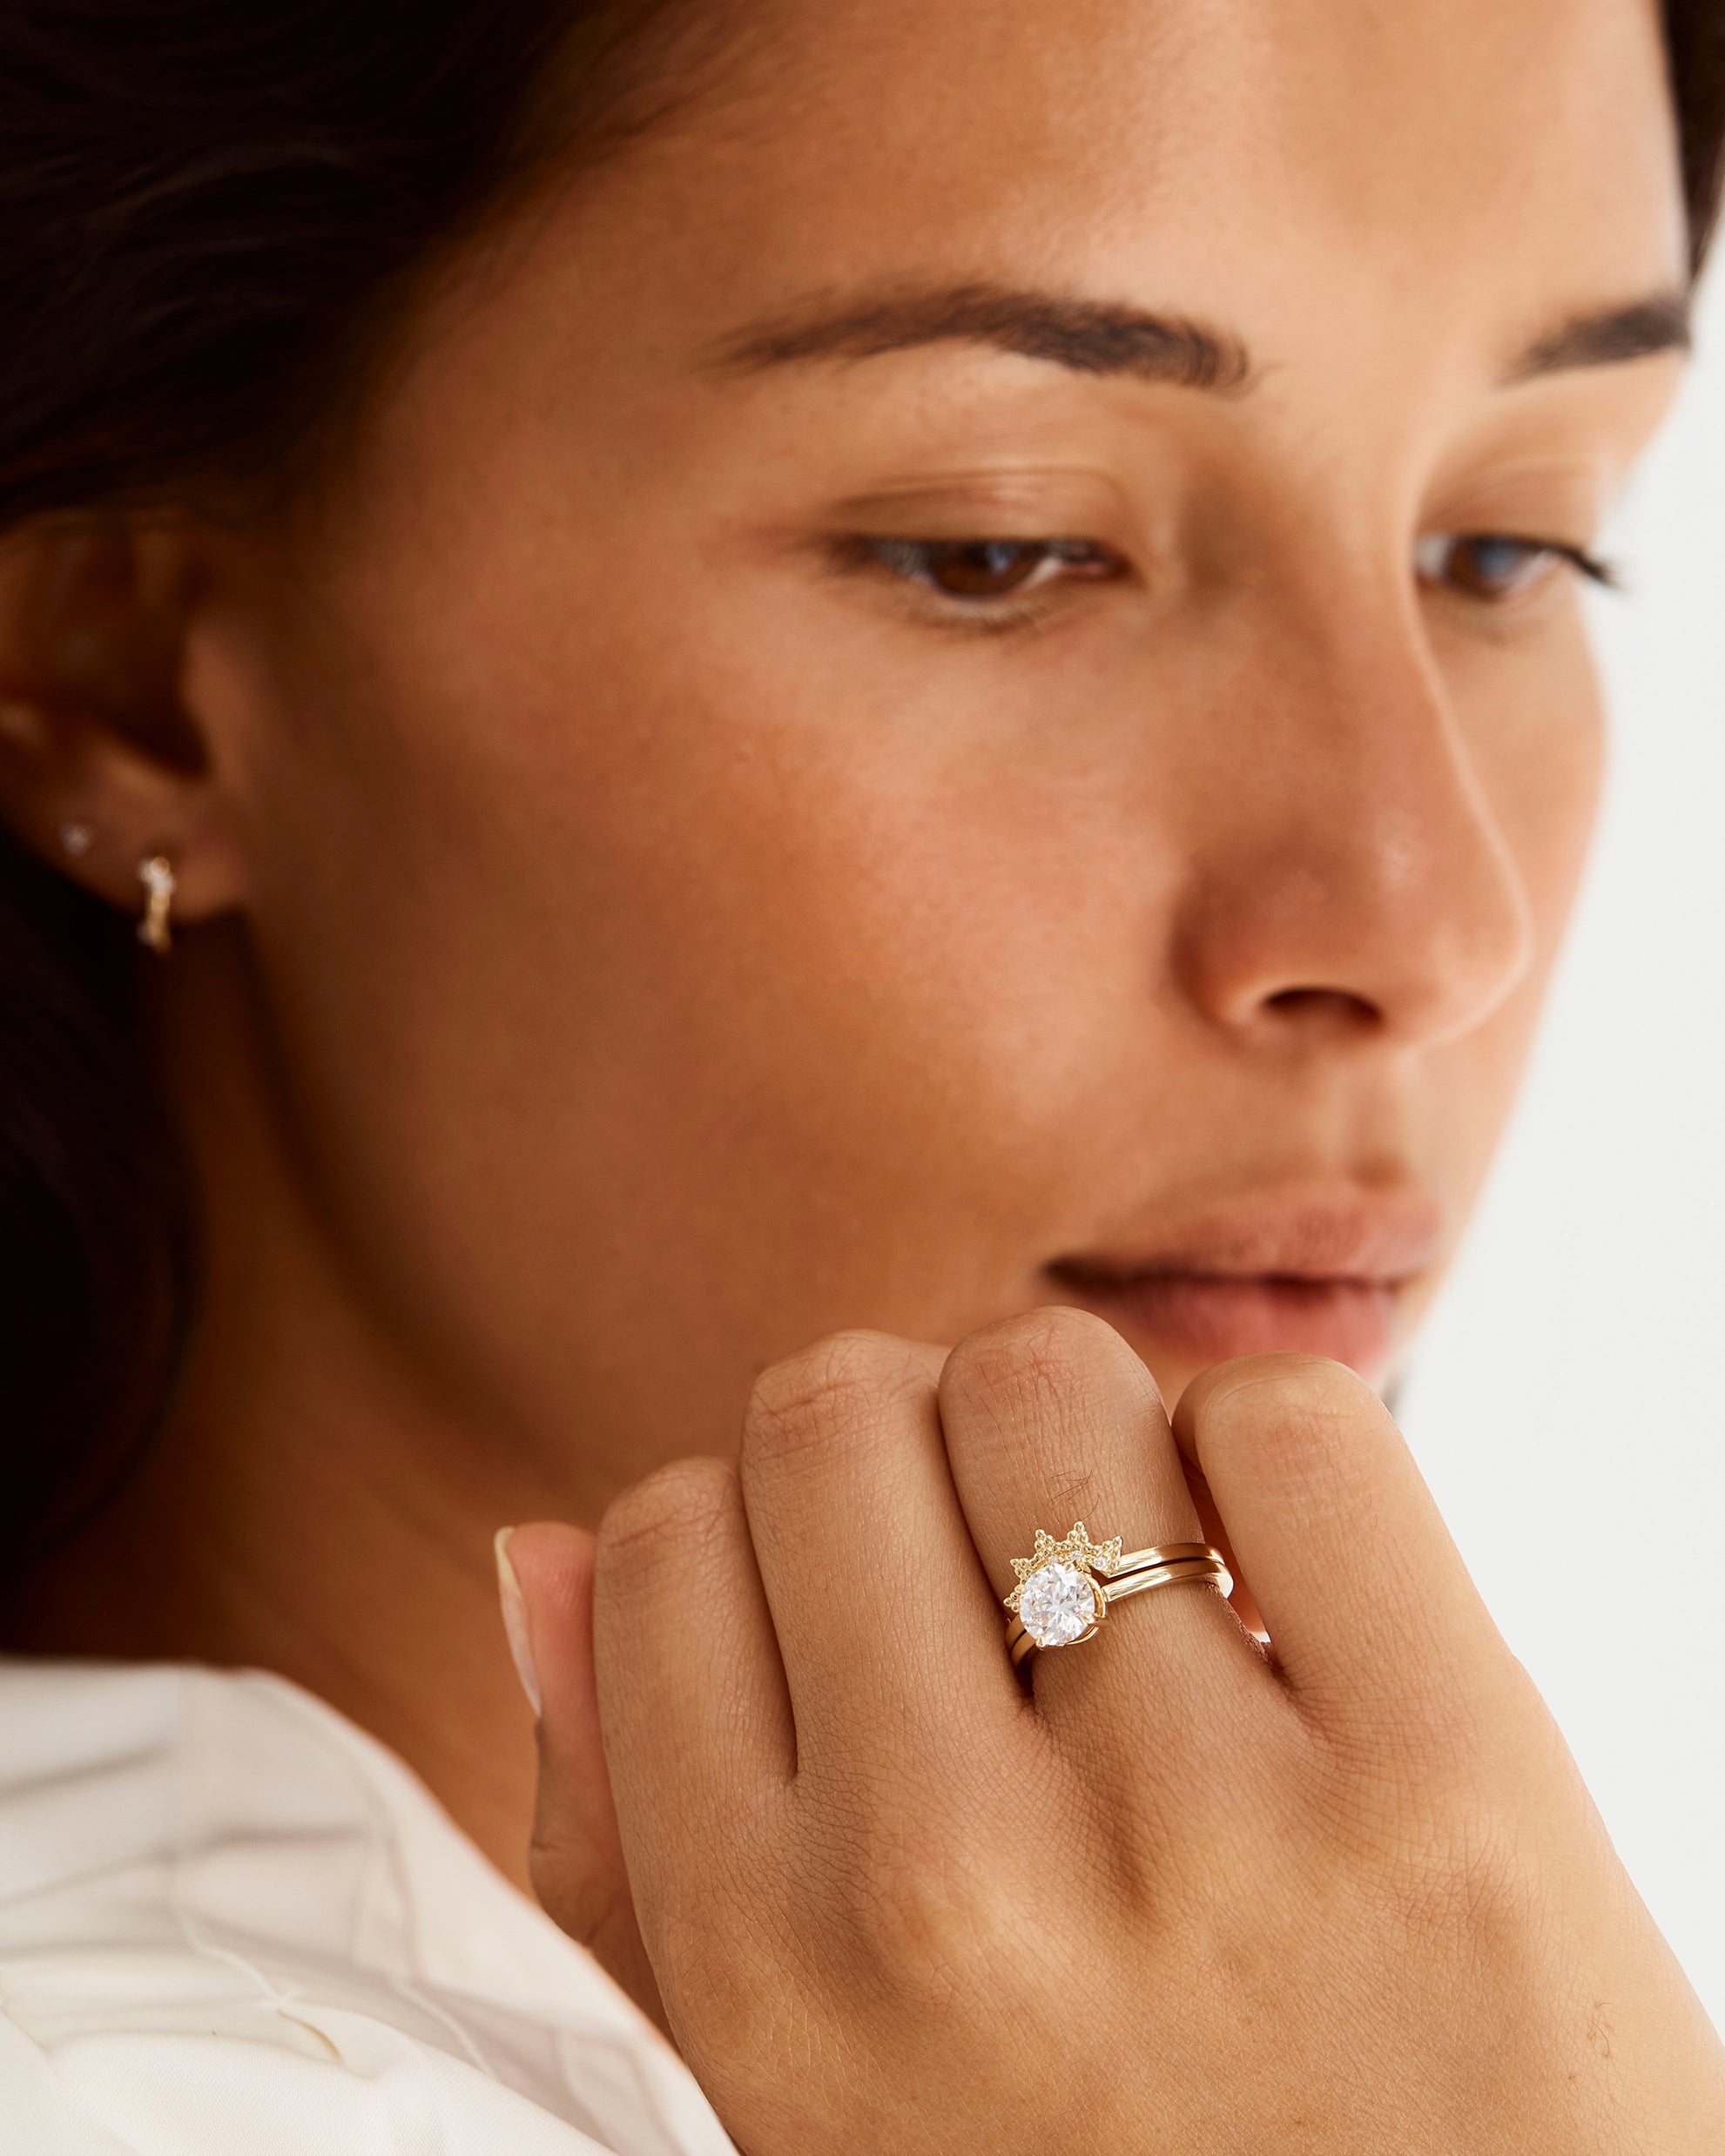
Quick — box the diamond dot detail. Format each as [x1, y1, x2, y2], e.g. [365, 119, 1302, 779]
[1017, 1560, 1099, 1647]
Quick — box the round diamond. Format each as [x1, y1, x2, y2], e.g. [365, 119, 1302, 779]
[1018, 1560, 1098, 1647]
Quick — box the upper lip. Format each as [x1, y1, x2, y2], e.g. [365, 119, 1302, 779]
[1045, 1189, 1446, 1288]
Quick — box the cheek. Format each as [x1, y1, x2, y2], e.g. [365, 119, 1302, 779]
[230, 542, 1155, 1440]
[482, 623, 1148, 1227]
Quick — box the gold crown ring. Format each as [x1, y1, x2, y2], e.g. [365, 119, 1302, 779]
[1003, 1523, 1231, 1667]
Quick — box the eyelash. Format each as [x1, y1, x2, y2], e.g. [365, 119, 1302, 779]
[1412, 532, 1620, 603]
[829, 536, 1122, 635]
[832, 530, 1620, 630]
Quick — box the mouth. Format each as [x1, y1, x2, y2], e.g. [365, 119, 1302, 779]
[1044, 1192, 1444, 1382]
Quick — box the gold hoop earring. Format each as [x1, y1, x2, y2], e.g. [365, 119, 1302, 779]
[137, 854, 176, 954]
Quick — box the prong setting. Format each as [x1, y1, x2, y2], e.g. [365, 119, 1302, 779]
[1004, 1522, 1122, 1650]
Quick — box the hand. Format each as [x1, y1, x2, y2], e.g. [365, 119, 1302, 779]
[510, 1312, 1725, 2152]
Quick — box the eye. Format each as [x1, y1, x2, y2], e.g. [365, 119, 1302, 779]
[854, 536, 1120, 602]
[1415, 531, 1614, 603]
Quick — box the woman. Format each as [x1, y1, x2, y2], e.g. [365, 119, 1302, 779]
[2, 0, 1722, 2146]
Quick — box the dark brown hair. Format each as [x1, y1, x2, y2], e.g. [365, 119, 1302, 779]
[1, 0, 1722, 1580]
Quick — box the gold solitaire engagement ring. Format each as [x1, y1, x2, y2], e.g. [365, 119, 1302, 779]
[1003, 1523, 1232, 1667]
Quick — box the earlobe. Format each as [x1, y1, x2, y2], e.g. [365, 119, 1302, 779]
[0, 517, 246, 931]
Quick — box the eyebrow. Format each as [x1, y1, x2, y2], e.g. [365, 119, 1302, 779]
[708, 278, 1692, 395]
[709, 280, 1254, 391]
[1507, 291, 1691, 381]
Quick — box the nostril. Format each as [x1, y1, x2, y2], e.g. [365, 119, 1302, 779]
[1260, 985, 1382, 1030]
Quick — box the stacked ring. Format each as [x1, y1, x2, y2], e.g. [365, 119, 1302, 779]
[1003, 1523, 1232, 1666]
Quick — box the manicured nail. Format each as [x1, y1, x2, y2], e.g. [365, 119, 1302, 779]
[494, 1526, 542, 1716]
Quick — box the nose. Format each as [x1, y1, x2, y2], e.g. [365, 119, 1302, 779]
[1170, 592, 1537, 1050]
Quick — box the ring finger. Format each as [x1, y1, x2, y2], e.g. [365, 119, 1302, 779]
[937, 1304, 1261, 1724]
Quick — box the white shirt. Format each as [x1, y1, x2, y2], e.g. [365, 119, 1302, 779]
[0, 1658, 739, 2155]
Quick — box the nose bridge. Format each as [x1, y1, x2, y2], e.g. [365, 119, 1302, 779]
[1175, 578, 1536, 1047]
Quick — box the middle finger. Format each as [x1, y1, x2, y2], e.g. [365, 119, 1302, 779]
[738, 1330, 1019, 1764]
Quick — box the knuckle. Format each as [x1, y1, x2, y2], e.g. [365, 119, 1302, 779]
[1304, 1691, 1548, 1950]
[1378, 1796, 1542, 1970]
[859, 1861, 1002, 2004]
[745, 1330, 934, 1463]
[596, 1456, 737, 1575]
[821, 1803, 1021, 2008]
[942, 1304, 1151, 1433]
[1204, 1350, 1371, 1423]
[1188, 1352, 1384, 1489]
[647, 1856, 795, 2053]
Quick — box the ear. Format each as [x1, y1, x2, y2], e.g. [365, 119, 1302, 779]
[0, 517, 247, 932]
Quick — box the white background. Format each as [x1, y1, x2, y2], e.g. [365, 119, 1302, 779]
[1399, 262, 1725, 2023]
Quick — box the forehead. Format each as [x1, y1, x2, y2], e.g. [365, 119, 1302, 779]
[574, 0, 1683, 356]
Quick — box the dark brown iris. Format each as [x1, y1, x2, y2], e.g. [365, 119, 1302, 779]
[917, 540, 1056, 596]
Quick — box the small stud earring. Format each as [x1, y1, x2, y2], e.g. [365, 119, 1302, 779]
[57, 819, 93, 858]
[137, 854, 176, 955]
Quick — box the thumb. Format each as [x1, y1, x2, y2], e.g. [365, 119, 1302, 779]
[495, 1522, 668, 2033]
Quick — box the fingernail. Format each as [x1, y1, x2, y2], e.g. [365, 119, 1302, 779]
[494, 1526, 542, 1716]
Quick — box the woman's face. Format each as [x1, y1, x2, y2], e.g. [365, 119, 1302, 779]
[188, 0, 1686, 1497]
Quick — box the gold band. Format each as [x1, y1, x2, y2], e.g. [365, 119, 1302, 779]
[1097, 1540, 1217, 1579]
[1002, 1521, 1231, 1666]
[1007, 1555, 1231, 1666]
[1102, 1553, 1231, 1603]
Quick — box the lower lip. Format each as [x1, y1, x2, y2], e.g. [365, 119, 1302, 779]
[1054, 1272, 1399, 1378]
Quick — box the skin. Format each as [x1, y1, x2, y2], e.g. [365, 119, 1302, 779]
[513, 1325, 1725, 2149]
[2, 0, 1722, 2141]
